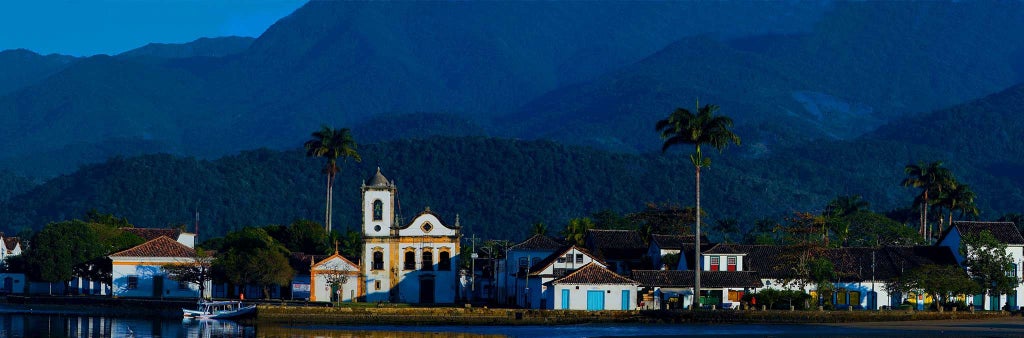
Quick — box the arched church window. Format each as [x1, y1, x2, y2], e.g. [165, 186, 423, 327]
[373, 200, 383, 221]
[404, 251, 416, 270]
[372, 251, 384, 270]
[439, 251, 451, 271]
[422, 251, 433, 271]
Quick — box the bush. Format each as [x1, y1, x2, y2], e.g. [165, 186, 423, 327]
[742, 290, 812, 310]
[940, 300, 968, 311]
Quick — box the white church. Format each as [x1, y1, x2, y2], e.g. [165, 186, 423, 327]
[311, 168, 462, 303]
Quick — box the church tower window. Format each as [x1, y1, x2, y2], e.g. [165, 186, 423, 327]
[372, 251, 384, 270]
[422, 251, 433, 271]
[404, 251, 416, 270]
[373, 200, 383, 221]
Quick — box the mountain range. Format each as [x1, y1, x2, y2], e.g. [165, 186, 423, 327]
[1, 1, 1024, 239]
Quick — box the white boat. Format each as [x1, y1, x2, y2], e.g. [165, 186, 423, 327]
[183, 301, 256, 320]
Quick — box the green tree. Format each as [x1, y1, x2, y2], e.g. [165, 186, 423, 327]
[901, 161, 954, 241]
[212, 227, 295, 299]
[284, 219, 330, 255]
[743, 217, 779, 245]
[657, 100, 741, 309]
[23, 221, 105, 292]
[561, 217, 594, 247]
[942, 183, 979, 226]
[714, 218, 739, 243]
[779, 212, 830, 290]
[627, 203, 696, 235]
[961, 230, 1019, 298]
[304, 126, 362, 233]
[841, 211, 922, 247]
[825, 195, 869, 218]
[531, 222, 548, 236]
[337, 229, 363, 260]
[162, 249, 214, 301]
[900, 264, 978, 310]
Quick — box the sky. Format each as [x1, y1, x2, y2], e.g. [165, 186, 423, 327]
[0, 0, 306, 56]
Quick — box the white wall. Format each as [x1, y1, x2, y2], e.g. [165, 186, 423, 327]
[363, 242, 392, 302]
[552, 284, 637, 311]
[362, 188, 394, 237]
[111, 263, 206, 299]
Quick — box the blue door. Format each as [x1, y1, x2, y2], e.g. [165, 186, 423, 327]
[587, 290, 605, 311]
[561, 289, 570, 309]
[621, 290, 630, 310]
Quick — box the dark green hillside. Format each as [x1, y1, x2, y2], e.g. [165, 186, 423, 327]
[0, 1, 829, 175]
[351, 113, 488, 143]
[0, 137, 830, 240]
[116, 36, 255, 60]
[510, 1, 1024, 153]
[0, 170, 34, 203]
[0, 49, 77, 96]
[0, 55, 218, 161]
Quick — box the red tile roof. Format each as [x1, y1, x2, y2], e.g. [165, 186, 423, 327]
[110, 236, 195, 258]
[511, 234, 565, 251]
[551, 262, 637, 285]
[941, 221, 1024, 245]
[3, 237, 19, 251]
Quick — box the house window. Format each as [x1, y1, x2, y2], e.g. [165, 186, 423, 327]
[554, 268, 567, 276]
[557, 256, 566, 263]
[532, 257, 540, 267]
[372, 251, 384, 270]
[575, 254, 584, 263]
[422, 251, 434, 271]
[404, 251, 416, 270]
[439, 251, 451, 271]
[710, 257, 720, 271]
[519, 257, 529, 272]
[127, 276, 138, 290]
[373, 200, 383, 221]
[1008, 263, 1018, 277]
[375, 280, 381, 290]
[727, 256, 737, 271]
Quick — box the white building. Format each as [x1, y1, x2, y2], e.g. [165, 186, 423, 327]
[503, 234, 564, 304]
[310, 251, 360, 303]
[0, 234, 24, 294]
[938, 221, 1024, 310]
[515, 245, 602, 309]
[359, 168, 461, 304]
[109, 236, 210, 299]
[551, 262, 639, 311]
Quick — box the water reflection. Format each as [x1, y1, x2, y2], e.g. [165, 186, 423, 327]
[258, 325, 501, 338]
[0, 313, 254, 338]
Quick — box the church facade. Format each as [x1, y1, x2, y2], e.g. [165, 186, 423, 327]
[359, 168, 461, 303]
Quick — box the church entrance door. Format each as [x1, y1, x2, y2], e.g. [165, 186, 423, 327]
[420, 278, 435, 304]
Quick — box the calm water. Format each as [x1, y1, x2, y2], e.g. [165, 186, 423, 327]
[0, 311, 1020, 337]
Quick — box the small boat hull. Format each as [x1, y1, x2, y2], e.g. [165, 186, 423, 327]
[183, 301, 256, 320]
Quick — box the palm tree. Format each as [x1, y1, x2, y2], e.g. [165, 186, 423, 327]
[824, 195, 870, 218]
[944, 183, 978, 225]
[561, 218, 594, 247]
[901, 161, 953, 241]
[304, 126, 361, 233]
[656, 101, 740, 310]
[531, 222, 548, 236]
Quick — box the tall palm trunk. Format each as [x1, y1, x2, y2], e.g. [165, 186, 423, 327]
[693, 164, 701, 310]
[324, 174, 332, 233]
[327, 172, 335, 233]
[922, 191, 929, 241]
